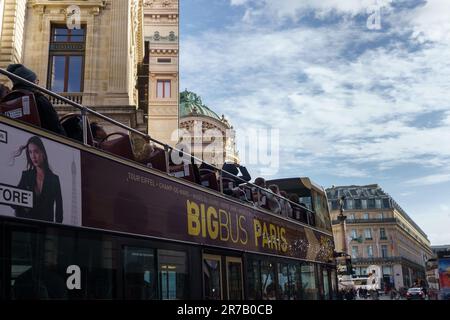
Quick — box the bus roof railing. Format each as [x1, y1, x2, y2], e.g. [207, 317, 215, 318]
[0, 68, 317, 219]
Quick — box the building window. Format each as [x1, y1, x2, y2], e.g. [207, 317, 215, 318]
[348, 214, 355, 221]
[377, 212, 383, 220]
[380, 228, 387, 239]
[361, 199, 367, 209]
[382, 198, 390, 208]
[332, 200, 339, 210]
[346, 199, 353, 209]
[157, 80, 171, 98]
[157, 58, 171, 63]
[367, 199, 375, 209]
[48, 25, 85, 92]
[351, 229, 357, 239]
[351, 246, 359, 259]
[381, 245, 388, 258]
[382, 266, 392, 275]
[364, 228, 372, 240]
[354, 199, 362, 209]
[367, 246, 373, 258]
[363, 213, 369, 220]
[375, 199, 382, 209]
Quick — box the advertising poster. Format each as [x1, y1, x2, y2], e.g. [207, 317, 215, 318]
[0, 123, 82, 226]
[439, 258, 450, 300]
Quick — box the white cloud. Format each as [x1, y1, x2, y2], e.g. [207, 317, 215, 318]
[405, 173, 450, 186]
[415, 210, 450, 245]
[407, 0, 450, 44]
[230, 0, 393, 22]
[230, 0, 249, 5]
[182, 0, 450, 182]
[182, 23, 450, 171]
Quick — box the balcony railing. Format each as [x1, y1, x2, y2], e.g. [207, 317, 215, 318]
[49, 92, 83, 106]
[352, 256, 402, 264]
[352, 256, 426, 270]
[332, 218, 397, 225]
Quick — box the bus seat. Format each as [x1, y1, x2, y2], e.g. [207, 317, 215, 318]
[99, 132, 135, 162]
[221, 177, 235, 191]
[241, 185, 255, 202]
[200, 172, 220, 191]
[60, 113, 94, 146]
[0, 90, 41, 127]
[147, 147, 168, 173]
[169, 164, 197, 183]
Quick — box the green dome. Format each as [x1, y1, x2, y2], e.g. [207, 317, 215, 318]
[180, 90, 221, 121]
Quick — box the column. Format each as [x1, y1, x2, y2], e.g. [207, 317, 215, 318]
[108, 0, 129, 93]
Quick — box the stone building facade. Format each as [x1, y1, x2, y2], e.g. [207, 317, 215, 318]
[143, 0, 178, 146]
[0, 0, 146, 133]
[327, 184, 433, 290]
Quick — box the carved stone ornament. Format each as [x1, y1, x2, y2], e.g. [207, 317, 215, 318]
[143, 0, 155, 7]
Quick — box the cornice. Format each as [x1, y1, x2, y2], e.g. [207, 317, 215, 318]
[29, 0, 107, 15]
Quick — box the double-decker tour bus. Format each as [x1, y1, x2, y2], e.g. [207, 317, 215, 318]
[0, 68, 336, 300]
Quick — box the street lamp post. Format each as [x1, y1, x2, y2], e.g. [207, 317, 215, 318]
[337, 196, 347, 255]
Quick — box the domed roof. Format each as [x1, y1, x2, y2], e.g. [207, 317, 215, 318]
[180, 90, 221, 121]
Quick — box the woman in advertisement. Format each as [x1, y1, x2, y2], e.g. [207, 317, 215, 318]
[13, 136, 63, 223]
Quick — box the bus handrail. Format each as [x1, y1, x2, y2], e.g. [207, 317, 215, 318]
[0, 68, 316, 218]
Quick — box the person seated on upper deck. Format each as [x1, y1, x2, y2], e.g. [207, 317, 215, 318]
[288, 193, 302, 221]
[279, 190, 293, 218]
[130, 133, 159, 168]
[90, 122, 108, 145]
[221, 156, 251, 197]
[0, 83, 10, 99]
[267, 184, 282, 215]
[253, 178, 280, 214]
[6, 64, 66, 136]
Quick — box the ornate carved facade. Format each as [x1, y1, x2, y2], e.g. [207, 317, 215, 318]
[0, 0, 146, 133]
[179, 90, 237, 167]
[144, 0, 178, 146]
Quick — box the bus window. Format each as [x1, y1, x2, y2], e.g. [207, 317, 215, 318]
[300, 263, 319, 300]
[322, 269, 331, 300]
[278, 263, 289, 300]
[10, 230, 61, 300]
[226, 257, 243, 300]
[10, 227, 117, 300]
[123, 247, 156, 300]
[203, 254, 222, 300]
[158, 250, 188, 300]
[247, 259, 262, 300]
[261, 261, 276, 300]
[312, 191, 332, 232]
[288, 263, 302, 300]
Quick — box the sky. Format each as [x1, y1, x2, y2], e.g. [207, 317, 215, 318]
[179, 0, 450, 245]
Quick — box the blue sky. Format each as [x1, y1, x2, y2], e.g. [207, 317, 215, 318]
[179, 0, 450, 245]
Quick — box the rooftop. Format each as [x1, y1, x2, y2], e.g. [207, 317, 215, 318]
[180, 90, 222, 122]
[326, 184, 428, 240]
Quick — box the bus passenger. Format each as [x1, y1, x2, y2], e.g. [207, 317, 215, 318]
[6, 64, 66, 136]
[90, 122, 108, 144]
[0, 83, 10, 99]
[279, 190, 293, 218]
[268, 185, 282, 215]
[221, 158, 251, 197]
[253, 178, 281, 214]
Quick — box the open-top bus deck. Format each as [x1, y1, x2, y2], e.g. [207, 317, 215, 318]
[0, 69, 337, 300]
